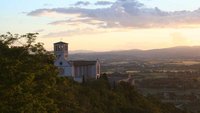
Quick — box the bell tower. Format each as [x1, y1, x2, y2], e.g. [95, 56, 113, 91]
[54, 42, 68, 60]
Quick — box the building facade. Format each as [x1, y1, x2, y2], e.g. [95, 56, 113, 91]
[54, 42, 100, 82]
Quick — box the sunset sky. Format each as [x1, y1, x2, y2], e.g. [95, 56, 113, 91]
[1, 0, 200, 51]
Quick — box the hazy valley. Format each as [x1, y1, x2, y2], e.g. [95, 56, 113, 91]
[68, 46, 200, 113]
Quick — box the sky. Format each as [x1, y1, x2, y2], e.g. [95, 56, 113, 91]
[1, 0, 200, 51]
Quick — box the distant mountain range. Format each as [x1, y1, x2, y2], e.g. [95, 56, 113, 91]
[69, 46, 200, 60]
[69, 50, 95, 54]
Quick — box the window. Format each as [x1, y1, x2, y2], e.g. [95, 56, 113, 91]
[59, 62, 63, 66]
[56, 55, 61, 59]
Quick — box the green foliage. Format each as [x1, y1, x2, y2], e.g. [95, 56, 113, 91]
[0, 32, 187, 113]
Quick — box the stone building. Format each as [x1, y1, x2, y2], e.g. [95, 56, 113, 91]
[54, 41, 100, 82]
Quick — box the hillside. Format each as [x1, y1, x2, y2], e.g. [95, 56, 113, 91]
[0, 33, 187, 113]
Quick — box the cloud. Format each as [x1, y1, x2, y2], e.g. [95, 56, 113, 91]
[49, 18, 106, 27]
[95, 1, 113, 6]
[27, 0, 200, 38]
[74, 1, 90, 6]
[43, 28, 108, 38]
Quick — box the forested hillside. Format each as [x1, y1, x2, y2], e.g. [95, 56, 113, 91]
[0, 33, 187, 113]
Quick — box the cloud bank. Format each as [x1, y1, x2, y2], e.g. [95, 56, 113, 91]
[27, 0, 200, 37]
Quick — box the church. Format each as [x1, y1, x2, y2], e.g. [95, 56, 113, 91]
[54, 41, 101, 82]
